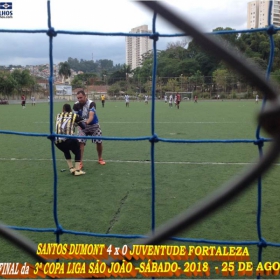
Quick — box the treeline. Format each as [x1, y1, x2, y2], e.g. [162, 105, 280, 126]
[134, 27, 280, 81]
[0, 69, 37, 98]
[106, 27, 280, 95]
[67, 57, 123, 76]
[71, 27, 280, 95]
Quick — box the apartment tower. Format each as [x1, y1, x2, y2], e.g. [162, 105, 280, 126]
[247, 0, 280, 28]
[125, 25, 152, 71]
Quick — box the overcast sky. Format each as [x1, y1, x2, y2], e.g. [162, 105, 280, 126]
[0, 0, 248, 67]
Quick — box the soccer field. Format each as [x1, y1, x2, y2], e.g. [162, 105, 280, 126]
[0, 99, 280, 278]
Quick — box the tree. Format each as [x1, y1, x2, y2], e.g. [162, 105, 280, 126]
[188, 70, 205, 92]
[71, 73, 98, 89]
[271, 69, 280, 85]
[67, 57, 80, 71]
[166, 39, 189, 49]
[0, 72, 16, 98]
[107, 83, 121, 95]
[194, 52, 220, 76]
[58, 62, 71, 83]
[212, 69, 235, 93]
[108, 64, 132, 84]
[163, 78, 179, 92]
[121, 64, 132, 77]
[213, 27, 239, 46]
[10, 69, 35, 94]
[71, 76, 84, 89]
[178, 59, 200, 77]
[97, 59, 114, 71]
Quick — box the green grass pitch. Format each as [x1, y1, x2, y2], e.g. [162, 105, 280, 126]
[0, 99, 280, 278]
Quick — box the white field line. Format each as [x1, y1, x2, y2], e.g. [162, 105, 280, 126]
[1, 157, 279, 166]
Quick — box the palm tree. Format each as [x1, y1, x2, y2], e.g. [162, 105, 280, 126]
[121, 64, 132, 93]
[58, 62, 71, 83]
[122, 64, 132, 79]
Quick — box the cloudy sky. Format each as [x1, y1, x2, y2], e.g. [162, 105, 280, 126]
[0, 0, 248, 66]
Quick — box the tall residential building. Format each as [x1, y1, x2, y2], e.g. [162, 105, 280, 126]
[247, 1, 259, 28]
[126, 25, 152, 70]
[247, 0, 280, 29]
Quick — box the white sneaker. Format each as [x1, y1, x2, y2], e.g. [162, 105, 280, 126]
[74, 170, 86, 176]
[69, 167, 76, 174]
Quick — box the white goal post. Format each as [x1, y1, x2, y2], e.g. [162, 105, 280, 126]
[165, 92, 193, 100]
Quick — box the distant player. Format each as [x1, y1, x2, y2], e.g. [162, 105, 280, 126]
[21, 94, 26, 109]
[164, 95, 167, 103]
[144, 95, 148, 104]
[255, 94, 259, 104]
[125, 94, 129, 107]
[174, 95, 177, 108]
[48, 96, 50, 104]
[194, 96, 198, 103]
[176, 93, 181, 109]
[31, 96, 35, 106]
[101, 94, 105, 108]
[169, 94, 173, 108]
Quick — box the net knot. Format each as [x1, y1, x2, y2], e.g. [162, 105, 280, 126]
[47, 27, 57, 37]
[47, 135, 56, 141]
[258, 238, 267, 248]
[149, 134, 159, 143]
[254, 138, 264, 148]
[266, 25, 277, 35]
[149, 32, 159, 41]
[55, 225, 64, 235]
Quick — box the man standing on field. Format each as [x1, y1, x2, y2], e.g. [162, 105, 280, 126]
[255, 94, 259, 104]
[73, 90, 105, 169]
[144, 95, 148, 104]
[176, 92, 181, 109]
[169, 94, 173, 108]
[21, 94, 26, 108]
[101, 94, 105, 108]
[125, 94, 129, 107]
[31, 96, 35, 106]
